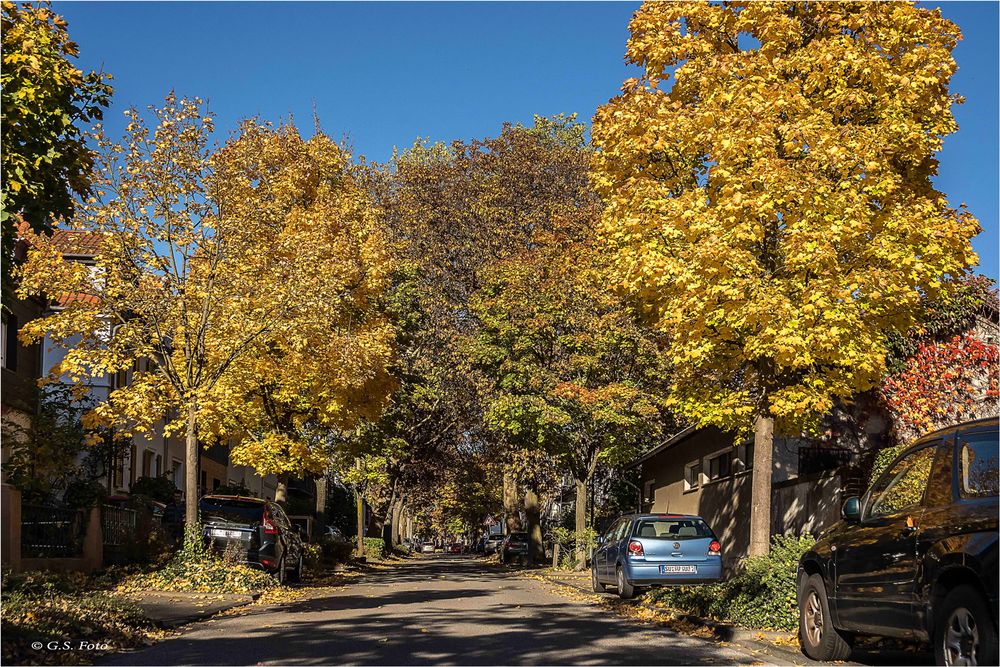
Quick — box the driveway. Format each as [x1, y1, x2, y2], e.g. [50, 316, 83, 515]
[103, 554, 769, 665]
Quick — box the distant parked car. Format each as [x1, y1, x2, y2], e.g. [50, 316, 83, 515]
[797, 417, 998, 666]
[592, 514, 723, 599]
[448, 542, 464, 554]
[420, 542, 435, 554]
[484, 533, 504, 554]
[199, 495, 304, 583]
[500, 532, 530, 564]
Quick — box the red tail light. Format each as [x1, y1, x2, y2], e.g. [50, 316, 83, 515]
[708, 540, 721, 556]
[262, 510, 278, 535]
[628, 540, 644, 556]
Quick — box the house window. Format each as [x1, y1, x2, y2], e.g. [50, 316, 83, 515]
[155, 454, 162, 477]
[1, 312, 16, 370]
[114, 452, 126, 489]
[172, 459, 183, 488]
[142, 450, 155, 478]
[684, 461, 702, 491]
[708, 451, 732, 481]
[129, 444, 137, 487]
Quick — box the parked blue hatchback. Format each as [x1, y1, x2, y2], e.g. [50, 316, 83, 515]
[592, 514, 723, 599]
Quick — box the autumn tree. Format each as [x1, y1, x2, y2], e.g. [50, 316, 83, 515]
[352, 115, 600, 542]
[592, 2, 979, 555]
[203, 121, 396, 503]
[18, 96, 306, 530]
[1, 1, 112, 294]
[471, 237, 671, 567]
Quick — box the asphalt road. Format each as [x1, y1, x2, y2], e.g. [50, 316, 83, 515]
[103, 554, 770, 666]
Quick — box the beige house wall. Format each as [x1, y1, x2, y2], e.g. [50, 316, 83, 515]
[639, 427, 753, 566]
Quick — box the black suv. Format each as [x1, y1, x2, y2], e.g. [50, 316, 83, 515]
[798, 417, 998, 665]
[199, 495, 305, 583]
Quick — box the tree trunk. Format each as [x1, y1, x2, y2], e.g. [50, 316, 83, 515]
[390, 499, 402, 548]
[575, 476, 587, 570]
[275, 473, 289, 506]
[184, 401, 199, 529]
[524, 485, 544, 565]
[355, 473, 365, 557]
[313, 474, 327, 537]
[749, 414, 775, 557]
[503, 468, 521, 533]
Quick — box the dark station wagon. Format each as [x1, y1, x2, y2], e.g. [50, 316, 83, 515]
[797, 417, 998, 666]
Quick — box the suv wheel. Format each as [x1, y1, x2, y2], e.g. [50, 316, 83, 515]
[935, 584, 998, 666]
[616, 565, 635, 600]
[288, 555, 303, 584]
[275, 556, 286, 584]
[592, 567, 607, 594]
[798, 573, 852, 661]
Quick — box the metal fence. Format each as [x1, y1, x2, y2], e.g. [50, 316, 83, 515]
[799, 446, 853, 476]
[21, 504, 85, 558]
[101, 504, 138, 564]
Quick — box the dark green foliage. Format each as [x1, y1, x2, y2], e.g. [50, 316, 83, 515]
[63, 478, 108, 509]
[213, 481, 257, 497]
[646, 533, 816, 631]
[130, 475, 178, 503]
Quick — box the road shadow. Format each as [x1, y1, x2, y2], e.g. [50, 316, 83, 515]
[102, 556, 759, 666]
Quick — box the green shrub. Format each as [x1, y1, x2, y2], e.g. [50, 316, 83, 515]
[130, 475, 177, 503]
[646, 533, 815, 631]
[551, 527, 597, 570]
[360, 536, 387, 560]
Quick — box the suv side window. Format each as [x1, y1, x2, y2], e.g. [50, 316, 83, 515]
[957, 431, 999, 499]
[866, 444, 937, 520]
[269, 503, 291, 529]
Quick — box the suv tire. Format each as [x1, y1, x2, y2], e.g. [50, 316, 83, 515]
[934, 584, 998, 667]
[616, 565, 635, 600]
[592, 567, 607, 594]
[799, 573, 852, 662]
[288, 555, 303, 584]
[275, 556, 286, 584]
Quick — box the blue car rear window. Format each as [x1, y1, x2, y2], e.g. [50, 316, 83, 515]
[634, 518, 712, 539]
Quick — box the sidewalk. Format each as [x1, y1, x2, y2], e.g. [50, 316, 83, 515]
[128, 591, 260, 629]
[534, 569, 818, 666]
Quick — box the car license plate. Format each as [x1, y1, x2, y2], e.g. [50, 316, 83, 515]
[210, 529, 245, 539]
[660, 565, 697, 574]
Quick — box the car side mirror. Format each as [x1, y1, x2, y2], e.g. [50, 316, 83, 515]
[842, 496, 860, 523]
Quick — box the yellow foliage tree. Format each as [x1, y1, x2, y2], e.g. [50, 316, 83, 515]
[16, 96, 393, 529]
[592, 2, 979, 554]
[206, 121, 396, 499]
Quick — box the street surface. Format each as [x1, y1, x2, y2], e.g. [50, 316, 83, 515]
[103, 554, 769, 665]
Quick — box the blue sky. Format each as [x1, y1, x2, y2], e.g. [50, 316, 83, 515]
[55, 1, 998, 280]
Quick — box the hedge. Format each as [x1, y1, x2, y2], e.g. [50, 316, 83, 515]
[646, 533, 815, 631]
[360, 536, 387, 560]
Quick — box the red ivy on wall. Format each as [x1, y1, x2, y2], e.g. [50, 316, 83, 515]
[882, 333, 999, 438]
